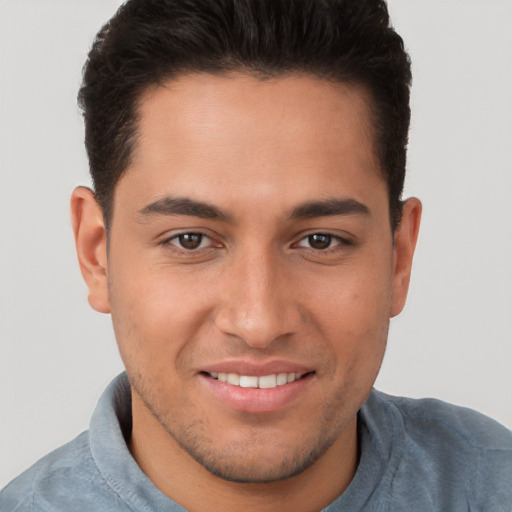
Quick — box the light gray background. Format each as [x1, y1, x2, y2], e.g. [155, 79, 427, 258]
[1, 0, 511, 488]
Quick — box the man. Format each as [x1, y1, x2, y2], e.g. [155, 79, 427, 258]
[1, 0, 511, 510]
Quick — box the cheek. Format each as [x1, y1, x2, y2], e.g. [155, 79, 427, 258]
[314, 260, 393, 331]
[309, 259, 393, 375]
[107, 254, 211, 373]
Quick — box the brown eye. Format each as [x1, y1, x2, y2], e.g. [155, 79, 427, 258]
[307, 233, 333, 250]
[176, 233, 204, 250]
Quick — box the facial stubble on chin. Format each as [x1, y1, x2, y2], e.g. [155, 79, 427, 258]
[129, 374, 353, 484]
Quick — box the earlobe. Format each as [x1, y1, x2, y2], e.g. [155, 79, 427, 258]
[390, 197, 422, 318]
[70, 186, 111, 314]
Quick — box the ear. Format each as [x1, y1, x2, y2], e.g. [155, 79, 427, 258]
[390, 197, 422, 317]
[70, 186, 111, 314]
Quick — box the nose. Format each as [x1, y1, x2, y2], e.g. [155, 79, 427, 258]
[214, 248, 302, 349]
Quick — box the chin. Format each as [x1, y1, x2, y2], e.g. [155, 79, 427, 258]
[169, 424, 340, 484]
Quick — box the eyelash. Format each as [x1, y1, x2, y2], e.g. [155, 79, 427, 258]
[161, 231, 352, 254]
[162, 232, 215, 252]
[295, 233, 350, 252]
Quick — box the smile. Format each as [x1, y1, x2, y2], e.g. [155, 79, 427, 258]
[207, 372, 305, 389]
[200, 368, 314, 413]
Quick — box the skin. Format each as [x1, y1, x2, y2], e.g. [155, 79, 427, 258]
[71, 73, 421, 512]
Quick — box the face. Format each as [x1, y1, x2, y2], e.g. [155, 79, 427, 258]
[73, 73, 420, 485]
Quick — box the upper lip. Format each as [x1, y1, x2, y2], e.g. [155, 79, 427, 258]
[200, 360, 314, 377]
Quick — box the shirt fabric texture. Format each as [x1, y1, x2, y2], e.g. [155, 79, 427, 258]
[1, 373, 511, 511]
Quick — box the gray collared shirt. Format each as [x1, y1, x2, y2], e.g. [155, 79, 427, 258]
[2, 373, 511, 511]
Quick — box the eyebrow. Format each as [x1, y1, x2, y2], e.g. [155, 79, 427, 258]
[138, 196, 231, 221]
[138, 195, 370, 222]
[289, 198, 370, 219]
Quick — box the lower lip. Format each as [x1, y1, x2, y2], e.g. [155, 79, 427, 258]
[199, 373, 313, 414]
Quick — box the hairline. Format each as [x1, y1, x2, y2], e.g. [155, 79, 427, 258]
[103, 69, 394, 233]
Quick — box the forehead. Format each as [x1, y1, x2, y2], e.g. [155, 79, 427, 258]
[117, 72, 384, 215]
[134, 72, 376, 161]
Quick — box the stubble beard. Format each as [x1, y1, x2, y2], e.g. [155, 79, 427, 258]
[129, 374, 352, 484]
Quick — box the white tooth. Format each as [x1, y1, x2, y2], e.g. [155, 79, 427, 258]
[218, 373, 227, 382]
[287, 372, 296, 383]
[295, 373, 302, 380]
[210, 372, 218, 378]
[239, 376, 259, 388]
[277, 373, 288, 386]
[258, 374, 277, 389]
[227, 373, 240, 385]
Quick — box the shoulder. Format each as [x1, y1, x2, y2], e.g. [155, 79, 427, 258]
[0, 431, 127, 512]
[371, 390, 512, 510]
[383, 392, 512, 453]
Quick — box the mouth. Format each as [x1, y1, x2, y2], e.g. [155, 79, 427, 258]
[199, 363, 316, 413]
[201, 371, 314, 389]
